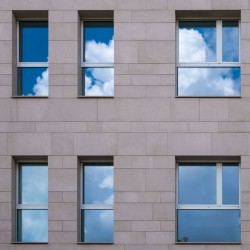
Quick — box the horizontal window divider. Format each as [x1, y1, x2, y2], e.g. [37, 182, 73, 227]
[81, 204, 113, 210]
[17, 205, 48, 210]
[82, 63, 114, 68]
[17, 63, 49, 67]
[177, 63, 240, 67]
[177, 206, 240, 210]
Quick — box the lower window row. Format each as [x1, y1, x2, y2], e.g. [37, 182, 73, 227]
[16, 161, 240, 243]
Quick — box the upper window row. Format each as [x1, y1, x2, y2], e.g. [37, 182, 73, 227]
[17, 20, 114, 97]
[16, 19, 240, 98]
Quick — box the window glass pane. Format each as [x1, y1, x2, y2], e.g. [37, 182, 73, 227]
[19, 22, 48, 62]
[84, 166, 113, 205]
[223, 21, 239, 62]
[222, 163, 239, 205]
[19, 164, 48, 204]
[18, 68, 48, 96]
[177, 209, 240, 243]
[83, 68, 114, 96]
[84, 22, 114, 63]
[17, 210, 48, 242]
[178, 163, 216, 204]
[178, 67, 240, 96]
[81, 210, 113, 243]
[179, 21, 216, 62]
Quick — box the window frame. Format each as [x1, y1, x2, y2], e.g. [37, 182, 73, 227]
[16, 20, 49, 97]
[176, 19, 241, 97]
[16, 162, 48, 243]
[80, 18, 114, 97]
[80, 162, 114, 243]
[176, 160, 241, 243]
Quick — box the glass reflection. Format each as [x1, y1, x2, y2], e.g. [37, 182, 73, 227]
[178, 164, 216, 204]
[83, 68, 114, 96]
[84, 22, 114, 63]
[17, 210, 48, 242]
[84, 166, 113, 205]
[178, 67, 240, 96]
[177, 209, 240, 242]
[19, 164, 48, 205]
[179, 21, 216, 62]
[19, 22, 48, 62]
[222, 164, 239, 205]
[18, 67, 48, 96]
[223, 21, 239, 62]
[82, 210, 113, 243]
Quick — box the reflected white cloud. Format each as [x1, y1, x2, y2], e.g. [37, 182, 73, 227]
[84, 36, 114, 96]
[99, 174, 113, 189]
[33, 68, 48, 96]
[178, 28, 240, 96]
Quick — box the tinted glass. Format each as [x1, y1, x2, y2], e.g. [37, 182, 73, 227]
[81, 210, 113, 242]
[84, 166, 113, 205]
[19, 164, 48, 205]
[178, 163, 216, 204]
[222, 21, 239, 62]
[17, 210, 48, 242]
[83, 68, 114, 96]
[179, 21, 216, 62]
[177, 209, 240, 242]
[222, 164, 239, 205]
[18, 67, 48, 96]
[84, 22, 114, 63]
[19, 22, 48, 62]
[178, 67, 240, 96]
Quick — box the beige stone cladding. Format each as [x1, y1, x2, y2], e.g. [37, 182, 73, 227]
[0, 0, 249, 250]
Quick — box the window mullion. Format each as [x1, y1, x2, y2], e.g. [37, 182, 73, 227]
[217, 20, 222, 63]
[217, 163, 222, 206]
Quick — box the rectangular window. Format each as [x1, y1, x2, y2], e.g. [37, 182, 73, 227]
[17, 163, 48, 242]
[17, 21, 48, 96]
[177, 20, 240, 97]
[177, 162, 240, 243]
[81, 164, 114, 243]
[81, 21, 114, 96]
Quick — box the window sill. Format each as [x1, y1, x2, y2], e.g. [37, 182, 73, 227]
[78, 96, 114, 99]
[77, 242, 114, 245]
[175, 242, 241, 245]
[12, 96, 49, 99]
[175, 95, 241, 98]
[12, 242, 48, 244]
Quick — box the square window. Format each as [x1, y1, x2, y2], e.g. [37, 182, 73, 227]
[17, 163, 48, 242]
[177, 162, 240, 243]
[81, 21, 114, 96]
[17, 21, 48, 96]
[177, 20, 240, 96]
[81, 164, 114, 243]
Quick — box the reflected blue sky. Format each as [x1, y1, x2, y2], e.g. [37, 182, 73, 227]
[19, 22, 48, 62]
[18, 68, 48, 96]
[178, 67, 240, 96]
[222, 164, 239, 205]
[178, 209, 240, 242]
[84, 166, 113, 205]
[82, 210, 113, 242]
[18, 210, 48, 242]
[178, 164, 217, 204]
[83, 22, 114, 96]
[19, 165, 48, 205]
[222, 21, 239, 62]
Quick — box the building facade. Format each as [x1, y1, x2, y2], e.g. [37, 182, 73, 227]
[0, 0, 249, 249]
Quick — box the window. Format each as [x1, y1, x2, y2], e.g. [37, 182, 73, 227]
[81, 164, 114, 243]
[17, 21, 48, 96]
[81, 21, 114, 96]
[177, 162, 240, 243]
[177, 20, 240, 96]
[16, 163, 48, 242]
